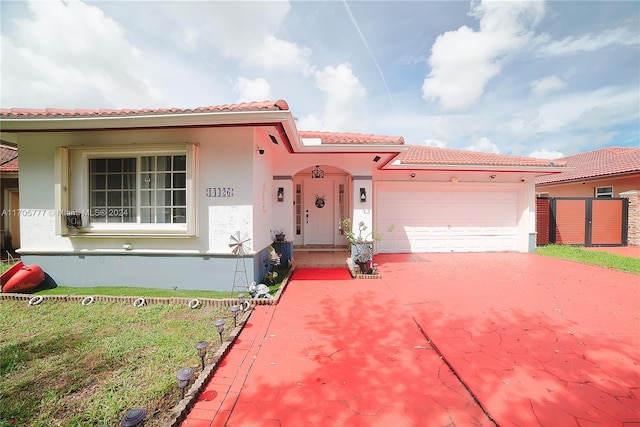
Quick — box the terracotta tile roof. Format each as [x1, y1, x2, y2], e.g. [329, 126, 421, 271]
[397, 145, 566, 168]
[535, 146, 640, 185]
[0, 145, 18, 172]
[299, 131, 404, 145]
[0, 99, 290, 119]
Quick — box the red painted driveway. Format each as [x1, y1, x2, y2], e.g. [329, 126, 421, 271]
[183, 253, 640, 426]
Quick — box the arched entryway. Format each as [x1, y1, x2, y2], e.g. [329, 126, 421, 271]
[292, 165, 351, 248]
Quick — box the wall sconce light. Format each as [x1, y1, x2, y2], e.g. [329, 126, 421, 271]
[257, 147, 264, 155]
[373, 155, 381, 162]
[360, 188, 367, 202]
[214, 318, 225, 344]
[277, 187, 284, 202]
[195, 340, 209, 371]
[490, 174, 496, 179]
[176, 367, 194, 399]
[410, 173, 416, 178]
[120, 408, 147, 427]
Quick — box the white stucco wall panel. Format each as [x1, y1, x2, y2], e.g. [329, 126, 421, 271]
[208, 205, 253, 253]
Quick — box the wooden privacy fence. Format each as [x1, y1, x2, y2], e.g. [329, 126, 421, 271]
[536, 197, 629, 246]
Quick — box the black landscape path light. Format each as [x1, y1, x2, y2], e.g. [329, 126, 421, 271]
[229, 305, 241, 327]
[176, 367, 194, 399]
[214, 318, 226, 344]
[195, 340, 209, 371]
[120, 408, 146, 427]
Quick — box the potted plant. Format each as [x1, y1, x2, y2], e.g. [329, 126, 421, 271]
[274, 229, 286, 242]
[342, 219, 392, 274]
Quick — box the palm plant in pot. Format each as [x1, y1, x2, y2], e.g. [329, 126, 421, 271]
[342, 218, 392, 274]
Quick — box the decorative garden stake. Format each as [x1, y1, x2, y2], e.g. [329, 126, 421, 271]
[229, 305, 241, 327]
[120, 408, 147, 427]
[214, 318, 226, 344]
[176, 367, 195, 399]
[195, 340, 209, 371]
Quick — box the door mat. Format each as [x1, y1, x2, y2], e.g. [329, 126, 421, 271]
[291, 268, 352, 281]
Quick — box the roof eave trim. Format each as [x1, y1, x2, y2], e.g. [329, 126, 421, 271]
[0, 110, 294, 131]
[292, 144, 408, 153]
[389, 164, 573, 173]
[536, 169, 640, 186]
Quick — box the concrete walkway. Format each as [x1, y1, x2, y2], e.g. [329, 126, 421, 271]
[183, 253, 640, 426]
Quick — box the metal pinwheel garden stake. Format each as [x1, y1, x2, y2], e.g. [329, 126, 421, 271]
[229, 231, 252, 293]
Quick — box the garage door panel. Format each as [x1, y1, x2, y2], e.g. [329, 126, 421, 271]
[376, 186, 518, 253]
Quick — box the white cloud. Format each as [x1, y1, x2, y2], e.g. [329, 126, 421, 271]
[423, 0, 545, 111]
[536, 87, 638, 133]
[1, 0, 161, 108]
[235, 77, 272, 103]
[531, 75, 565, 96]
[245, 35, 312, 74]
[423, 139, 447, 148]
[539, 27, 640, 56]
[529, 149, 564, 159]
[296, 114, 323, 131]
[309, 63, 367, 131]
[169, 1, 313, 74]
[173, 28, 200, 53]
[467, 136, 500, 153]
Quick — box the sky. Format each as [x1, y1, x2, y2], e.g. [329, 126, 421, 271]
[1, 0, 638, 158]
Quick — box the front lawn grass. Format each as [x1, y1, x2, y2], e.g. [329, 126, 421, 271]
[0, 300, 235, 426]
[535, 245, 639, 274]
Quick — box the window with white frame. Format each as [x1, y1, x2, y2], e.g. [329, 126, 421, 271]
[59, 144, 197, 236]
[595, 186, 613, 198]
[89, 155, 187, 224]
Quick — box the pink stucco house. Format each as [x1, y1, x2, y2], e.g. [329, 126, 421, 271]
[0, 100, 566, 290]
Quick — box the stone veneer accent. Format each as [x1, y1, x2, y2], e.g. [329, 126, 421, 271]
[620, 190, 640, 246]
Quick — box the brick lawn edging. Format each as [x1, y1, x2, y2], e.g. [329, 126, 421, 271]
[0, 267, 295, 307]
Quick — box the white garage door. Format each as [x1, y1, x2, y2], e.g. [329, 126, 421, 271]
[376, 184, 519, 253]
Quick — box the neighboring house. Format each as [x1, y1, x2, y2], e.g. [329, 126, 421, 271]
[0, 142, 19, 256]
[535, 147, 640, 198]
[0, 100, 566, 290]
[535, 147, 640, 247]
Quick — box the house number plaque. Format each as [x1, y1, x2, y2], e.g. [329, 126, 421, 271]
[206, 187, 234, 197]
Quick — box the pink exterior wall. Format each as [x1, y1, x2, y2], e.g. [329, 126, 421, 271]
[536, 174, 640, 198]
